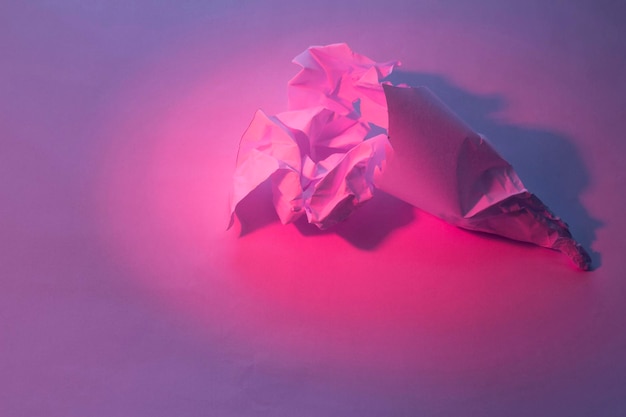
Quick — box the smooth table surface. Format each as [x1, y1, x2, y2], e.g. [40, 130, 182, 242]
[2, 1, 625, 416]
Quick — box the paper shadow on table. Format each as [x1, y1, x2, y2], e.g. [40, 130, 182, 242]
[385, 70, 602, 267]
[235, 177, 416, 250]
[293, 190, 416, 250]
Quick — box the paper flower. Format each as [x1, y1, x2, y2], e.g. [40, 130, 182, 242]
[229, 43, 396, 229]
[229, 43, 591, 270]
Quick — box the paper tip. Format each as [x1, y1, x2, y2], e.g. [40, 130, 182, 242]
[554, 237, 592, 271]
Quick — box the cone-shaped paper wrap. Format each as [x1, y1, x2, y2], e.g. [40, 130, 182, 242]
[377, 85, 591, 270]
[229, 43, 591, 270]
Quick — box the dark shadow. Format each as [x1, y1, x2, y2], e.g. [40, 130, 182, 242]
[234, 180, 280, 236]
[294, 190, 416, 250]
[386, 70, 602, 267]
[235, 181, 415, 249]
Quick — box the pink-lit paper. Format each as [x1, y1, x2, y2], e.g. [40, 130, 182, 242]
[229, 44, 397, 229]
[378, 85, 591, 270]
[230, 43, 590, 269]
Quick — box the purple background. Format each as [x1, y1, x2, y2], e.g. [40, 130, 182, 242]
[2, 1, 625, 416]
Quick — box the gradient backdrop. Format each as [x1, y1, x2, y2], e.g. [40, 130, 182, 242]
[2, 1, 625, 416]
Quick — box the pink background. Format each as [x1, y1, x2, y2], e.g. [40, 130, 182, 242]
[2, 1, 625, 415]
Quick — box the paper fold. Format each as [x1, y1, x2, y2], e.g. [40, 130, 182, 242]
[377, 85, 591, 270]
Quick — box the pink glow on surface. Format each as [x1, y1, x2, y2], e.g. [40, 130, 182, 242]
[93, 10, 613, 376]
[2, 1, 626, 416]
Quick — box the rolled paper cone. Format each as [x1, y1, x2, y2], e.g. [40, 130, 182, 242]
[377, 84, 591, 270]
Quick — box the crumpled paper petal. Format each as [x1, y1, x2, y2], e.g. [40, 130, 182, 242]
[229, 106, 390, 229]
[288, 43, 399, 128]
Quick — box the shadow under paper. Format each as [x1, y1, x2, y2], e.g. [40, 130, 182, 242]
[235, 179, 415, 250]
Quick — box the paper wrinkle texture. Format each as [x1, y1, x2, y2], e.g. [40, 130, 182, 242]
[230, 43, 396, 229]
[230, 43, 591, 270]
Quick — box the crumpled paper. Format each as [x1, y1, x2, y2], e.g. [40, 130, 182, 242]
[229, 43, 397, 229]
[229, 43, 591, 270]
